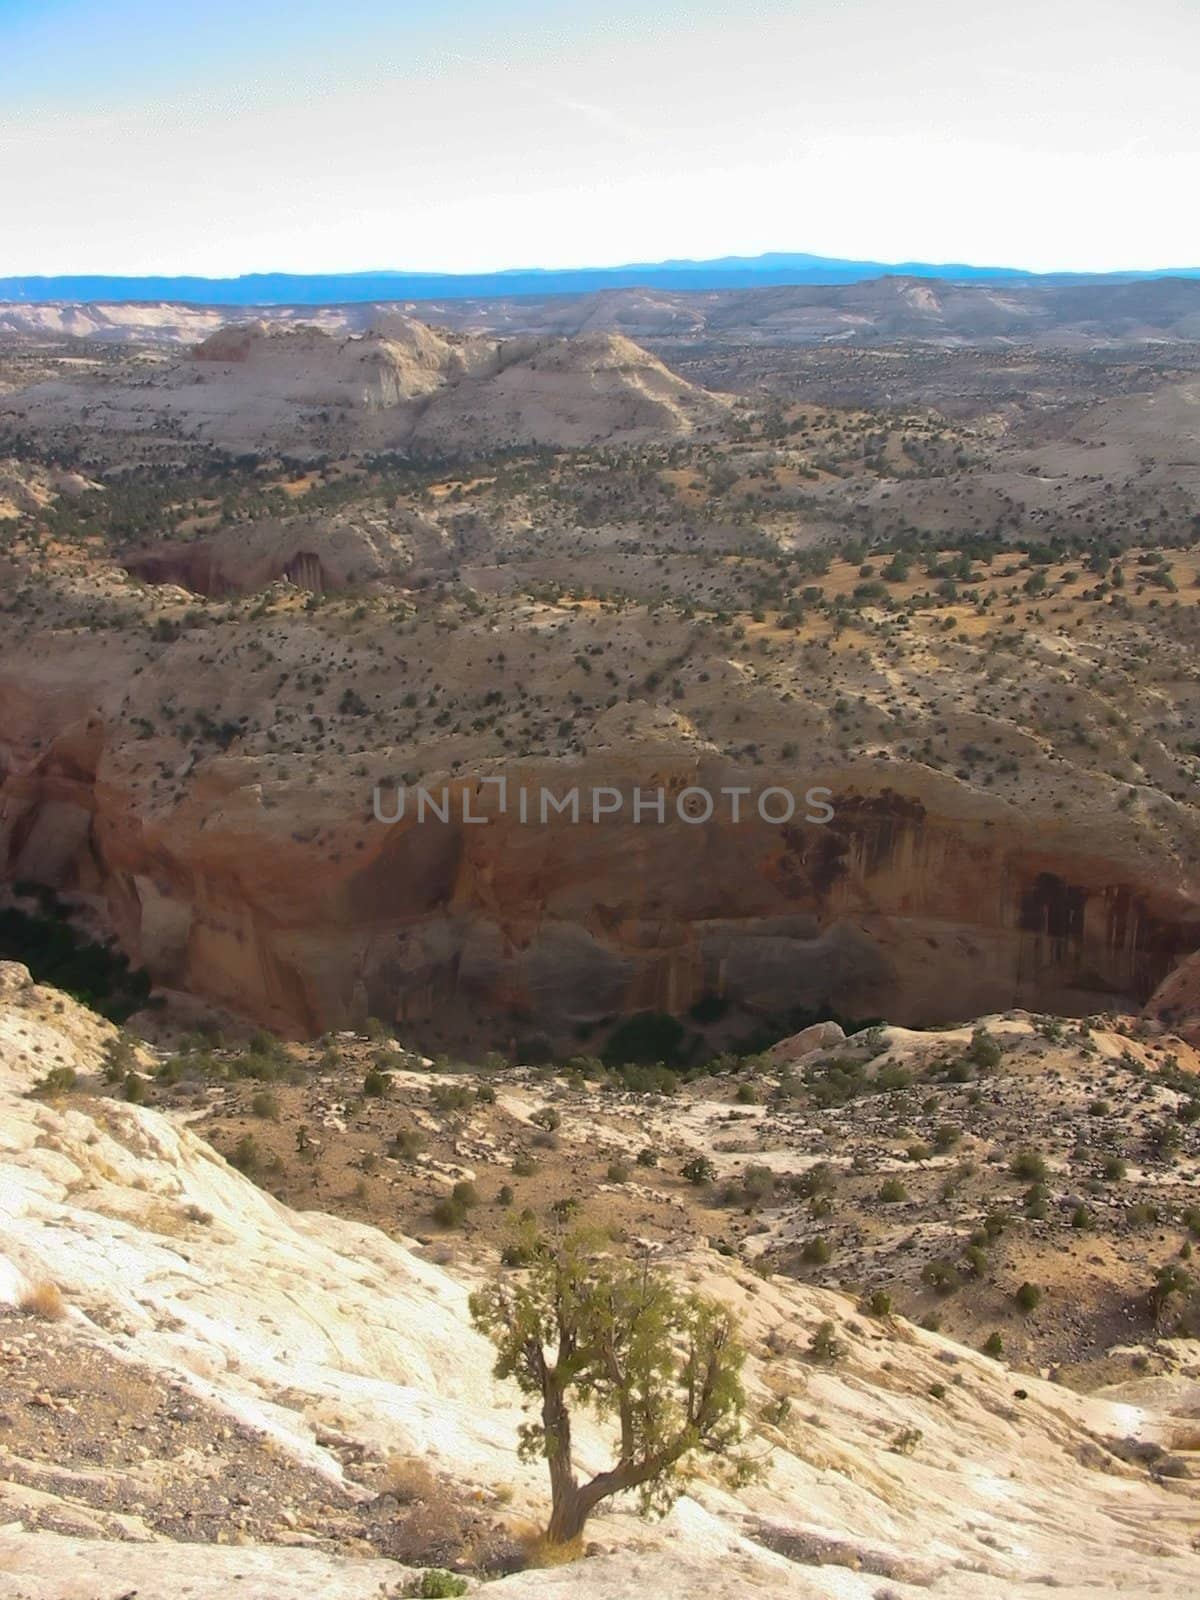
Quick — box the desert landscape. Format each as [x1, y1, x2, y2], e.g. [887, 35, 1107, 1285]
[4, 268, 1200, 1596]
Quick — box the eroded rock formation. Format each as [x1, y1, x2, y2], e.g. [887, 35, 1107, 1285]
[3, 699, 1198, 1041]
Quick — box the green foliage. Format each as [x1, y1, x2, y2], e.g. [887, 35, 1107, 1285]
[30, 1065, 77, 1096]
[389, 1126, 427, 1159]
[470, 1228, 750, 1542]
[0, 900, 152, 1023]
[1010, 1150, 1048, 1182]
[229, 1133, 260, 1173]
[921, 1259, 961, 1295]
[967, 1027, 1003, 1071]
[432, 1179, 480, 1228]
[682, 1155, 717, 1186]
[405, 1571, 467, 1598]
[878, 1177, 908, 1203]
[1014, 1281, 1043, 1312]
[1148, 1262, 1192, 1319]
[808, 1319, 843, 1363]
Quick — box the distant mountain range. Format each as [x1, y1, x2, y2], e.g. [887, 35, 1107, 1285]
[3, 252, 1200, 306]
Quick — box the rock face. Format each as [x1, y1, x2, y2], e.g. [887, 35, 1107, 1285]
[122, 507, 454, 596]
[768, 1020, 847, 1061]
[3, 704, 1199, 1041]
[4, 319, 727, 455]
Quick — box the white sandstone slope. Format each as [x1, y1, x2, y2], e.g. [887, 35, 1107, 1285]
[1, 961, 1199, 1599]
[2, 320, 726, 454]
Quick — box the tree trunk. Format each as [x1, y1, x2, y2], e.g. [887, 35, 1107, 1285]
[546, 1482, 592, 1545]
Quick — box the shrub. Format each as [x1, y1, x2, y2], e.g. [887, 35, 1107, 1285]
[922, 1259, 962, 1295]
[1010, 1150, 1047, 1182]
[808, 1319, 843, 1363]
[363, 1068, 391, 1096]
[983, 1331, 1004, 1357]
[229, 1133, 260, 1173]
[405, 1571, 467, 1599]
[251, 1089, 280, 1119]
[967, 1028, 1002, 1071]
[512, 1153, 537, 1177]
[432, 1197, 468, 1228]
[878, 1177, 908, 1203]
[801, 1236, 832, 1265]
[431, 1084, 473, 1112]
[390, 1126, 427, 1159]
[683, 1155, 717, 1186]
[19, 1281, 66, 1321]
[1014, 1281, 1043, 1312]
[606, 1161, 630, 1184]
[30, 1065, 77, 1096]
[866, 1289, 893, 1317]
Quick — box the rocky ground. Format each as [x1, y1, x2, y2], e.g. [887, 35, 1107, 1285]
[108, 1007, 1200, 1384]
[4, 963, 1200, 1598]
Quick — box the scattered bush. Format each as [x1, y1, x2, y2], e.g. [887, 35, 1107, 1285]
[1014, 1281, 1043, 1313]
[683, 1155, 717, 1186]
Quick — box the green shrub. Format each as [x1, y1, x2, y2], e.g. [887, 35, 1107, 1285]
[229, 1133, 260, 1173]
[31, 1065, 77, 1096]
[251, 1089, 280, 1119]
[1010, 1150, 1047, 1182]
[683, 1155, 717, 1186]
[406, 1569, 467, 1598]
[878, 1177, 908, 1203]
[801, 1236, 832, 1265]
[390, 1127, 427, 1159]
[808, 1319, 842, 1363]
[921, 1259, 961, 1295]
[1014, 1281, 1043, 1312]
[967, 1028, 1002, 1071]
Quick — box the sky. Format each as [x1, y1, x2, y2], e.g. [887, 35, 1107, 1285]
[1, 0, 1198, 276]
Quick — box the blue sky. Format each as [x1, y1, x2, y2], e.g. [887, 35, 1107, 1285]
[2, 0, 1197, 275]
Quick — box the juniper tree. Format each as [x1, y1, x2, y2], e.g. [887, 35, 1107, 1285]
[469, 1228, 751, 1546]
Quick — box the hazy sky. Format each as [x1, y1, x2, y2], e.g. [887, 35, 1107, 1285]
[2, 0, 1197, 275]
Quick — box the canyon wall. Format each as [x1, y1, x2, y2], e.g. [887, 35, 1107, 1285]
[3, 703, 1198, 1043]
